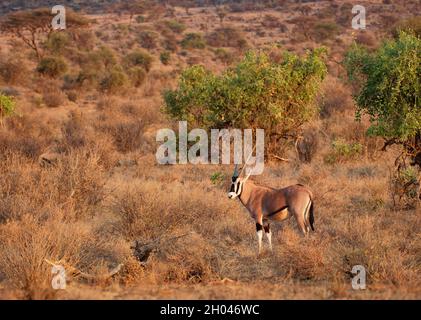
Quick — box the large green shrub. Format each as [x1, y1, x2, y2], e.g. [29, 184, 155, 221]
[344, 31, 420, 165]
[163, 48, 327, 150]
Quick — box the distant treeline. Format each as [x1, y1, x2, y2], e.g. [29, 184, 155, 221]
[0, 0, 315, 15]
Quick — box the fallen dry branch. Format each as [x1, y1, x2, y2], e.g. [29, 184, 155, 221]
[44, 258, 123, 280]
[131, 232, 194, 264]
[271, 154, 291, 162]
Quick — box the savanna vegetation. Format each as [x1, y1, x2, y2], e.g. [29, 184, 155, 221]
[0, 0, 419, 300]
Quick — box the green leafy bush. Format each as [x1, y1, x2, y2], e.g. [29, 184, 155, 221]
[37, 56, 68, 78]
[164, 20, 186, 34]
[99, 67, 128, 93]
[324, 139, 364, 164]
[163, 49, 327, 150]
[45, 32, 70, 54]
[160, 51, 171, 65]
[124, 49, 153, 72]
[72, 46, 117, 88]
[0, 94, 15, 120]
[95, 46, 118, 68]
[181, 33, 206, 49]
[210, 172, 225, 186]
[344, 31, 420, 164]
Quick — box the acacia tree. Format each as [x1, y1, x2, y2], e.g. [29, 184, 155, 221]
[0, 8, 89, 60]
[345, 31, 421, 205]
[345, 31, 420, 167]
[109, 0, 149, 25]
[163, 48, 327, 156]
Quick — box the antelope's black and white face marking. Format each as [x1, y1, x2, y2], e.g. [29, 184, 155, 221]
[228, 176, 242, 199]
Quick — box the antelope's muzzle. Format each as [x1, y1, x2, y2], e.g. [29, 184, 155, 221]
[228, 191, 238, 199]
[228, 180, 239, 199]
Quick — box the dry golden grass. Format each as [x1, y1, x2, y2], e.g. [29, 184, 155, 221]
[0, 1, 420, 300]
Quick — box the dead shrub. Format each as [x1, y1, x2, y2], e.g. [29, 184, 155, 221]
[320, 78, 353, 118]
[0, 114, 54, 160]
[206, 27, 248, 49]
[312, 21, 340, 42]
[0, 55, 29, 85]
[117, 256, 145, 285]
[155, 234, 217, 284]
[355, 31, 378, 48]
[53, 150, 107, 219]
[111, 181, 232, 242]
[162, 35, 178, 52]
[96, 96, 119, 111]
[41, 83, 67, 108]
[138, 30, 158, 49]
[108, 120, 144, 153]
[60, 111, 86, 150]
[0, 131, 42, 160]
[0, 214, 90, 299]
[128, 67, 147, 87]
[279, 238, 332, 281]
[112, 186, 181, 240]
[389, 164, 420, 210]
[0, 150, 107, 221]
[296, 130, 319, 163]
[261, 15, 286, 31]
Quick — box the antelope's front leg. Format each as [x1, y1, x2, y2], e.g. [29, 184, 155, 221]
[256, 223, 263, 255]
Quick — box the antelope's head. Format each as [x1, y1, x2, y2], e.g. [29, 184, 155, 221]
[228, 147, 256, 199]
[228, 164, 242, 199]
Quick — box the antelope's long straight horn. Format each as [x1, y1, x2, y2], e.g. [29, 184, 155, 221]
[233, 164, 239, 177]
[239, 145, 256, 177]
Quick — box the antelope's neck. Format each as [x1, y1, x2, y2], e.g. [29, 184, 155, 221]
[239, 180, 253, 206]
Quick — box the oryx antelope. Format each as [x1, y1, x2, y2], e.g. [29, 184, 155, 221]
[228, 164, 315, 254]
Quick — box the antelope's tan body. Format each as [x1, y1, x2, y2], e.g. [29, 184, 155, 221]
[239, 182, 314, 229]
[228, 167, 315, 254]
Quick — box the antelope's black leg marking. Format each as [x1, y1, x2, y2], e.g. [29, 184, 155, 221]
[263, 223, 273, 251]
[256, 223, 263, 254]
[263, 223, 270, 233]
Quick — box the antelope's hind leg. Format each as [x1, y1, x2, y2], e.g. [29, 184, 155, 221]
[263, 222, 272, 252]
[256, 223, 263, 255]
[289, 206, 308, 236]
